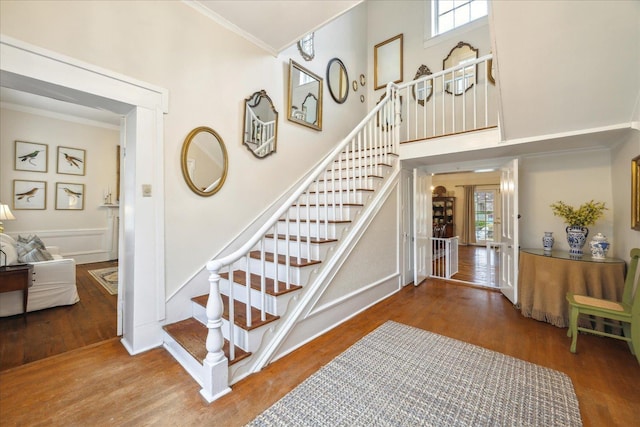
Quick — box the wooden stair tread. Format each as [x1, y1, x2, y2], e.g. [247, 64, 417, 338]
[163, 318, 250, 365]
[328, 162, 393, 172]
[265, 233, 338, 244]
[277, 218, 351, 224]
[316, 175, 383, 181]
[191, 295, 280, 331]
[307, 188, 374, 194]
[249, 250, 321, 267]
[219, 270, 302, 295]
[291, 203, 363, 208]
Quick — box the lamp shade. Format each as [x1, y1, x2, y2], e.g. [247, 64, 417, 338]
[0, 204, 15, 221]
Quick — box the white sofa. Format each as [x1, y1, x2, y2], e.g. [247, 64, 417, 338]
[0, 233, 79, 317]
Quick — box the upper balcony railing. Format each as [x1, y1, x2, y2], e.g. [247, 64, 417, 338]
[391, 54, 497, 143]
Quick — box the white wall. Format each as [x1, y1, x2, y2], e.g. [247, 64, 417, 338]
[0, 1, 368, 297]
[366, 1, 492, 112]
[611, 131, 640, 260]
[0, 107, 119, 263]
[519, 149, 616, 254]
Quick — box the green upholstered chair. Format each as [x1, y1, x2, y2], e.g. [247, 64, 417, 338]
[566, 248, 640, 364]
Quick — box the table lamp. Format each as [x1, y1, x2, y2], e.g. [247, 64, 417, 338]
[0, 203, 15, 267]
[0, 203, 15, 233]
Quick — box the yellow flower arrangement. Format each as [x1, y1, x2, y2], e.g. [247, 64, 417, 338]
[550, 200, 607, 227]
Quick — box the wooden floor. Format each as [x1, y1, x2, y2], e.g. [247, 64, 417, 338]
[452, 244, 499, 286]
[1, 279, 638, 426]
[0, 260, 118, 371]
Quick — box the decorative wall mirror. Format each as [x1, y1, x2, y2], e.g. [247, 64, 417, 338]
[632, 154, 640, 231]
[443, 41, 478, 95]
[243, 90, 278, 158]
[326, 58, 349, 104]
[374, 33, 403, 90]
[180, 126, 228, 197]
[412, 64, 433, 106]
[297, 33, 315, 61]
[288, 59, 323, 131]
[360, 74, 366, 86]
[487, 58, 496, 85]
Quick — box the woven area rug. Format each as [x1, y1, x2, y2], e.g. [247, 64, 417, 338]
[247, 321, 582, 427]
[88, 267, 118, 295]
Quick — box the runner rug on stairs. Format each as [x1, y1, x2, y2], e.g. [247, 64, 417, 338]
[88, 267, 118, 295]
[247, 321, 582, 427]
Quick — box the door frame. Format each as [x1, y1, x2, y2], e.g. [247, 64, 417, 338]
[1, 35, 168, 354]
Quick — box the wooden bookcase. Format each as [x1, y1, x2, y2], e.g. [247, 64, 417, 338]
[432, 197, 455, 238]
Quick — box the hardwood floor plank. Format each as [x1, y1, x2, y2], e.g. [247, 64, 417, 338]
[0, 260, 118, 371]
[1, 261, 638, 426]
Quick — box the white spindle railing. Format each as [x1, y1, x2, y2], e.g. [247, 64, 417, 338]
[200, 85, 401, 402]
[431, 236, 459, 279]
[394, 54, 496, 142]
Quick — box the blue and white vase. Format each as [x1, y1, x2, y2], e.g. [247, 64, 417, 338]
[589, 233, 609, 259]
[566, 225, 589, 256]
[542, 231, 554, 252]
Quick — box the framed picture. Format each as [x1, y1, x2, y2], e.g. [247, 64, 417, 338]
[15, 141, 48, 173]
[55, 182, 85, 210]
[57, 146, 86, 175]
[13, 180, 46, 210]
[374, 34, 403, 90]
[632, 155, 640, 231]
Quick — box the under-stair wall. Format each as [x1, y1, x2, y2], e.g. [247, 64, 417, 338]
[274, 185, 401, 360]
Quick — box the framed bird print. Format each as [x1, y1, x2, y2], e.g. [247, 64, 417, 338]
[13, 179, 46, 210]
[15, 141, 48, 173]
[55, 182, 85, 210]
[57, 146, 86, 175]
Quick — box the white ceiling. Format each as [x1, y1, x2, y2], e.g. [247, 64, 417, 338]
[188, 0, 363, 55]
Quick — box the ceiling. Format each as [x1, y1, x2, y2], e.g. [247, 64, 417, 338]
[188, 0, 363, 55]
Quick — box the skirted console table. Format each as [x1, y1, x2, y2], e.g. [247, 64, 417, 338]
[518, 249, 625, 328]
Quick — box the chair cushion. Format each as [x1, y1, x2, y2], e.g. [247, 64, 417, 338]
[573, 294, 624, 311]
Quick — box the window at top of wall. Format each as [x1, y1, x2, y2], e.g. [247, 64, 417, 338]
[432, 0, 488, 37]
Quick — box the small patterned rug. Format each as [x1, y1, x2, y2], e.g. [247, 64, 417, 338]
[247, 321, 582, 427]
[88, 267, 118, 295]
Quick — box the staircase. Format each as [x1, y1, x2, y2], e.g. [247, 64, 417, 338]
[161, 55, 496, 403]
[162, 87, 402, 402]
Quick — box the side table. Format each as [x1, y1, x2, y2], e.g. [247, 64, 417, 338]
[0, 264, 34, 320]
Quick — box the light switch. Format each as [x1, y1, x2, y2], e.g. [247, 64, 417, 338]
[142, 184, 152, 197]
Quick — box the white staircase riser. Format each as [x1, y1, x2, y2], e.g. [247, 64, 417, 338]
[220, 280, 298, 316]
[191, 301, 270, 353]
[298, 191, 371, 205]
[308, 176, 380, 193]
[221, 318, 271, 353]
[247, 258, 316, 286]
[263, 237, 334, 260]
[276, 220, 349, 240]
[286, 205, 360, 222]
[326, 164, 388, 178]
[336, 149, 395, 163]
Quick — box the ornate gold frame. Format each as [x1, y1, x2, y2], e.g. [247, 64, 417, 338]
[374, 34, 403, 90]
[632, 155, 640, 230]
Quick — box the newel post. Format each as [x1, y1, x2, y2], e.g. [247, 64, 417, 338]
[200, 260, 231, 403]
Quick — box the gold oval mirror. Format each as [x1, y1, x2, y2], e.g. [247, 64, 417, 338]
[443, 41, 478, 95]
[326, 58, 349, 104]
[181, 126, 228, 197]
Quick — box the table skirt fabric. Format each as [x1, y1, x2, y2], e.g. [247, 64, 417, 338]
[519, 251, 625, 328]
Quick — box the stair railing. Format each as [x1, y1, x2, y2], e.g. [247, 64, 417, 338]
[200, 84, 401, 403]
[394, 54, 496, 142]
